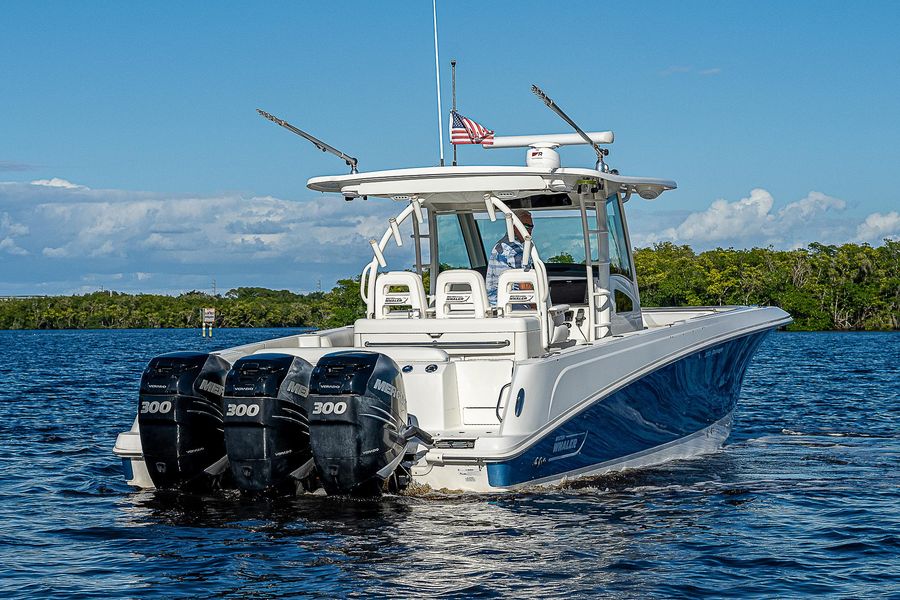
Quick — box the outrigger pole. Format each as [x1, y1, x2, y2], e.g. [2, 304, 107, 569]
[531, 85, 609, 171]
[257, 109, 359, 174]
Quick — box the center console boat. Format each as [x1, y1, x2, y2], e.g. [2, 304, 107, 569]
[114, 127, 791, 495]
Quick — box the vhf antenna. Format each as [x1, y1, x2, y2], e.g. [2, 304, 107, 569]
[257, 109, 359, 174]
[530, 85, 609, 172]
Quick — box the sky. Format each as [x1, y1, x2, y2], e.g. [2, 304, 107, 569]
[1, 1, 898, 295]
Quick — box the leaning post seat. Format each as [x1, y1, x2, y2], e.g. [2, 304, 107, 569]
[497, 269, 569, 347]
[435, 269, 491, 318]
[373, 271, 428, 319]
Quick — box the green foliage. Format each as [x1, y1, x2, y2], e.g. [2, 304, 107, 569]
[1, 242, 896, 331]
[635, 240, 899, 331]
[316, 278, 366, 329]
[547, 252, 576, 264]
[0, 279, 366, 331]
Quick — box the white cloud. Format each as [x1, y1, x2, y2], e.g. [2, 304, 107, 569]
[0, 180, 408, 294]
[23, 191, 396, 263]
[0, 211, 30, 255]
[1, 212, 29, 236]
[777, 191, 846, 226]
[30, 177, 88, 190]
[856, 211, 900, 242]
[662, 188, 775, 242]
[3, 177, 888, 295]
[42, 246, 69, 257]
[0, 237, 28, 255]
[631, 188, 851, 249]
[90, 240, 117, 257]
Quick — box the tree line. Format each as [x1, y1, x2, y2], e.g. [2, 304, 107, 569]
[635, 241, 898, 331]
[0, 284, 363, 331]
[0, 241, 896, 331]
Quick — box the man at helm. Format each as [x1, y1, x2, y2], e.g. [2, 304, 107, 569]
[485, 209, 534, 305]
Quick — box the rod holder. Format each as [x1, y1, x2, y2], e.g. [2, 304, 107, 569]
[411, 199, 424, 224]
[484, 194, 497, 221]
[370, 239, 387, 268]
[522, 236, 533, 268]
[389, 218, 403, 246]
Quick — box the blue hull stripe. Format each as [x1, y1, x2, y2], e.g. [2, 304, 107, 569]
[487, 331, 770, 487]
[121, 458, 134, 481]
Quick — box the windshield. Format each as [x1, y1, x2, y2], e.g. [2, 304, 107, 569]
[476, 210, 591, 264]
[605, 196, 633, 277]
[436, 201, 633, 278]
[436, 214, 471, 269]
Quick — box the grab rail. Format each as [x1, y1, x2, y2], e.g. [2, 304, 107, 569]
[360, 198, 425, 312]
[359, 193, 551, 341]
[495, 382, 512, 423]
[363, 340, 510, 349]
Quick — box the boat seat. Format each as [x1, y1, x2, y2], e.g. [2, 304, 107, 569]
[435, 269, 491, 318]
[373, 271, 428, 319]
[354, 316, 542, 360]
[295, 326, 354, 348]
[497, 269, 569, 346]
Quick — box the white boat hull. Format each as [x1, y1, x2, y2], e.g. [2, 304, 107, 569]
[115, 306, 788, 494]
[404, 307, 784, 492]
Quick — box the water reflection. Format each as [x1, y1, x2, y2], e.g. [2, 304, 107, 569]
[111, 455, 763, 598]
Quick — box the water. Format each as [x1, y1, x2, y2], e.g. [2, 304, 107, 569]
[0, 329, 897, 598]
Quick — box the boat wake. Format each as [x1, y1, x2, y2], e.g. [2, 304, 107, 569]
[781, 428, 890, 438]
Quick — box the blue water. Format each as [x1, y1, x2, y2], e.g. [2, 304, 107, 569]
[0, 329, 897, 598]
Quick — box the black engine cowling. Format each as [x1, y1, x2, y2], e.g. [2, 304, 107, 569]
[138, 351, 230, 490]
[307, 351, 414, 496]
[223, 353, 314, 494]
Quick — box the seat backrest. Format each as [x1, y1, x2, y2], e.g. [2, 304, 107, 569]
[497, 268, 570, 348]
[373, 271, 428, 319]
[496, 269, 540, 316]
[435, 269, 491, 318]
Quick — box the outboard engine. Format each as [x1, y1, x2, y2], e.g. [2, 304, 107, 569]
[223, 353, 315, 494]
[138, 352, 230, 490]
[308, 351, 432, 496]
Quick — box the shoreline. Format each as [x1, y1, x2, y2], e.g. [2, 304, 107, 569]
[1, 326, 896, 333]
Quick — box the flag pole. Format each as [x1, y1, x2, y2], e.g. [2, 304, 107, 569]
[451, 59, 457, 166]
[432, 0, 445, 167]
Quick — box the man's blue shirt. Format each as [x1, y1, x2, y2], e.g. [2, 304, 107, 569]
[486, 235, 524, 304]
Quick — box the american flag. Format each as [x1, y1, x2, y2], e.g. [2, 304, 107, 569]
[450, 110, 494, 146]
